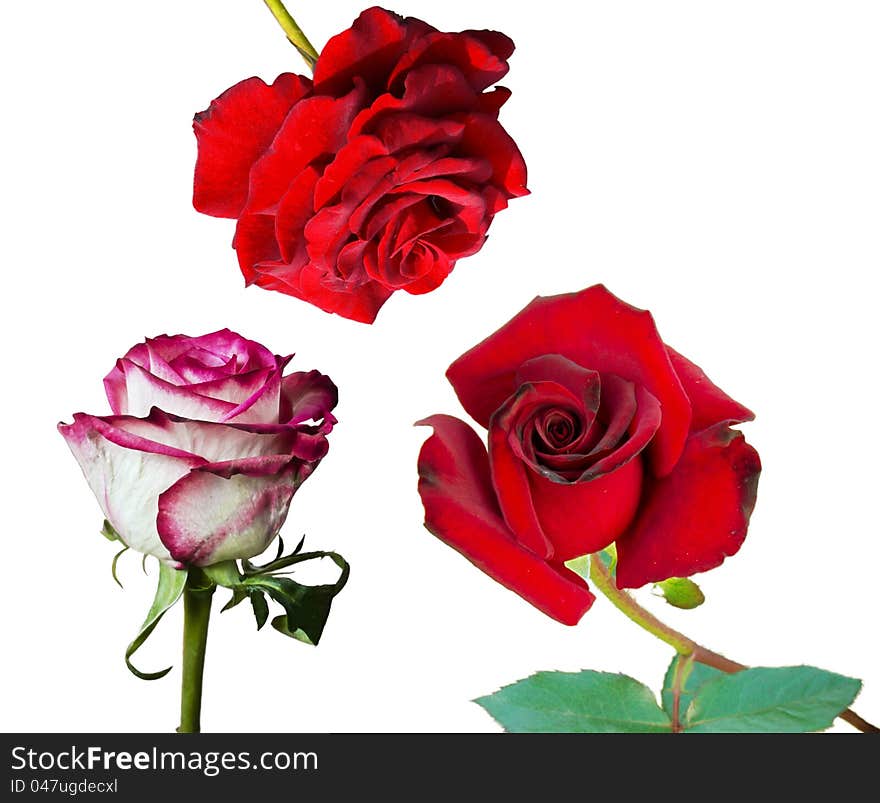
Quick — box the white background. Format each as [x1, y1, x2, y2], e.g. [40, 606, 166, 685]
[2, 0, 878, 733]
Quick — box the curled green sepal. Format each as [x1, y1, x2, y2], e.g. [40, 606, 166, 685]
[245, 551, 349, 645]
[125, 562, 187, 680]
[653, 577, 705, 610]
[206, 545, 350, 644]
[111, 546, 129, 589]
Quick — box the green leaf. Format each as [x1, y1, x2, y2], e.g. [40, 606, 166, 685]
[124, 563, 187, 681]
[101, 520, 121, 542]
[661, 656, 725, 719]
[475, 670, 672, 733]
[684, 666, 862, 733]
[654, 577, 705, 609]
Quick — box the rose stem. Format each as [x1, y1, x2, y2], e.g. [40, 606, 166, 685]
[262, 0, 319, 70]
[177, 569, 215, 734]
[588, 555, 879, 733]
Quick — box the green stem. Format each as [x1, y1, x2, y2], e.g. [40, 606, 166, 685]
[669, 652, 693, 734]
[262, 0, 319, 70]
[588, 555, 880, 733]
[177, 570, 215, 734]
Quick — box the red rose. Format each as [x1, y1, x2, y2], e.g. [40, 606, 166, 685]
[193, 6, 528, 323]
[417, 286, 760, 625]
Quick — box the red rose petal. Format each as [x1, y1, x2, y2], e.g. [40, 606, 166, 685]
[244, 84, 366, 215]
[350, 63, 483, 138]
[275, 165, 321, 266]
[402, 244, 453, 294]
[417, 414, 595, 625]
[516, 355, 602, 418]
[388, 30, 510, 94]
[232, 214, 280, 285]
[465, 29, 516, 62]
[193, 73, 310, 218]
[615, 424, 761, 588]
[667, 346, 755, 432]
[447, 285, 693, 476]
[455, 112, 528, 198]
[295, 262, 393, 324]
[489, 392, 556, 560]
[577, 386, 661, 480]
[371, 113, 465, 154]
[528, 456, 644, 562]
[313, 7, 430, 96]
[313, 135, 388, 210]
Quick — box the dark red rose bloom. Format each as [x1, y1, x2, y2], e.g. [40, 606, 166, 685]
[193, 6, 528, 323]
[417, 286, 760, 625]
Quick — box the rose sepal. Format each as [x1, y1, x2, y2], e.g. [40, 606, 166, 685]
[202, 537, 350, 646]
[125, 562, 187, 680]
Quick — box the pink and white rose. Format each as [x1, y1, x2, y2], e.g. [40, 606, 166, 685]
[59, 329, 337, 567]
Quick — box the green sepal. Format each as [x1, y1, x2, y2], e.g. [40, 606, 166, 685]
[270, 614, 314, 645]
[221, 585, 249, 612]
[241, 549, 349, 645]
[475, 670, 672, 733]
[124, 562, 187, 681]
[250, 590, 270, 630]
[597, 544, 617, 573]
[563, 554, 589, 579]
[683, 665, 862, 733]
[654, 577, 705, 609]
[111, 546, 129, 589]
[101, 520, 121, 542]
[202, 561, 242, 588]
[211, 543, 349, 643]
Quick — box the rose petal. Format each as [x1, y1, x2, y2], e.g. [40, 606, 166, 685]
[158, 457, 302, 566]
[58, 413, 202, 563]
[615, 424, 761, 588]
[313, 7, 429, 96]
[667, 346, 755, 432]
[193, 73, 311, 218]
[280, 370, 339, 430]
[349, 63, 483, 138]
[527, 457, 644, 562]
[313, 135, 388, 210]
[447, 285, 692, 477]
[388, 29, 511, 93]
[233, 214, 281, 285]
[417, 415, 594, 625]
[464, 29, 516, 62]
[488, 391, 556, 560]
[243, 84, 366, 215]
[516, 355, 601, 424]
[455, 112, 528, 197]
[292, 262, 393, 323]
[576, 386, 661, 480]
[116, 361, 237, 422]
[371, 114, 465, 154]
[275, 165, 322, 266]
[99, 410, 310, 463]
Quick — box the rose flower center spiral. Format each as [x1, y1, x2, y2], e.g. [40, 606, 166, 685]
[535, 409, 581, 451]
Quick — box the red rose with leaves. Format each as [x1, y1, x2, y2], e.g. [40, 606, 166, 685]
[417, 286, 760, 625]
[193, 6, 527, 324]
